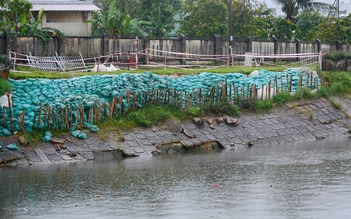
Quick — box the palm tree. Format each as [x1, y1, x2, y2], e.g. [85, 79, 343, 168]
[145, 7, 176, 38]
[274, 0, 334, 22]
[86, 0, 149, 52]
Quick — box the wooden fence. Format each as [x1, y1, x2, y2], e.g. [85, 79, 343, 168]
[1, 35, 349, 61]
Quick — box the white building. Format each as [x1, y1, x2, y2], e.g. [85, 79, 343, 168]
[29, 0, 100, 36]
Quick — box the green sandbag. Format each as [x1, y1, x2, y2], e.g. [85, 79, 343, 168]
[43, 135, 52, 142]
[2, 128, 12, 136]
[6, 143, 19, 150]
[71, 130, 81, 138]
[45, 131, 53, 137]
[78, 131, 87, 139]
[89, 125, 100, 132]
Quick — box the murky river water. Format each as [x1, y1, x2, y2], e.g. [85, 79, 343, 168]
[1, 137, 351, 219]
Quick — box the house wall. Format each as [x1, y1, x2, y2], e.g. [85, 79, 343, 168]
[46, 11, 83, 22]
[40, 11, 92, 36]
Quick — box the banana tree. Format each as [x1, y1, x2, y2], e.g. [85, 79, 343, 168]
[22, 8, 66, 53]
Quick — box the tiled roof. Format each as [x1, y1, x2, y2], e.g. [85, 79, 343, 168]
[31, 4, 99, 11]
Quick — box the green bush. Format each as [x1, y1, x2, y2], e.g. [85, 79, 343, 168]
[293, 87, 314, 100]
[254, 99, 273, 112]
[272, 90, 291, 105]
[0, 55, 10, 66]
[0, 78, 11, 96]
[186, 107, 201, 117]
[199, 99, 240, 116]
[324, 52, 346, 61]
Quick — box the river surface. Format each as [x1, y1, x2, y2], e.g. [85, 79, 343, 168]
[1, 137, 351, 219]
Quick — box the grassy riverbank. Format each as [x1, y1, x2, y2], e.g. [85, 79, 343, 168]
[10, 66, 286, 79]
[3, 68, 351, 145]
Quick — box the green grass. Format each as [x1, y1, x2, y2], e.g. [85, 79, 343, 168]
[10, 66, 287, 79]
[0, 78, 11, 96]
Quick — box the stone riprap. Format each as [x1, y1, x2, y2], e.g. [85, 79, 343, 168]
[1, 97, 350, 166]
[0, 69, 318, 136]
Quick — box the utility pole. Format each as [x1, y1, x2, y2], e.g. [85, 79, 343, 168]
[229, 0, 233, 58]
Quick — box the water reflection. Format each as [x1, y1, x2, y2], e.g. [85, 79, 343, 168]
[1, 137, 351, 218]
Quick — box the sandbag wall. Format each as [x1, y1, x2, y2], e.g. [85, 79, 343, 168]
[0, 69, 320, 136]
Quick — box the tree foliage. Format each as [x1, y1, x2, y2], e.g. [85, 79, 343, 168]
[145, 7, 176, 37]
[179, 0, 229, 38]
[305, 15, 351, 43]
[0, 0, 32, 36]
[274, 0, 333, 22]
[87, 0, 149, 39]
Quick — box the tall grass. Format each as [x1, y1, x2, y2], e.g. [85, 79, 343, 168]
[0, 78, 11, 96]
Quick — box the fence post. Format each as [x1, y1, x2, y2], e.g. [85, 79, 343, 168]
[273, 37, 279, 63]
[178, 33, 186, 65]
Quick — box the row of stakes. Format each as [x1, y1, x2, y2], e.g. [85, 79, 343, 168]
[1, 72, 331, 134]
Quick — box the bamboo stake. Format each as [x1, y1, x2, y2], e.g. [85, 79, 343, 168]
[61, 108, 64, 130]
[261, 85, 264, 100]
[162, 89, 168, 106]
[6, 93, 14, 134]
[216, 86, 220, 104]
[119, 96, 123, 116]
[80, 105, 84, 129]
[2, 106, 6, 128]
[94, 100, 98, 123]
[268, 81, 271, 99]
[305, 73, 309, 87]
[289, 74, 292, 92]
[48, 106, 51, 130]
[191, 88, 194, 107]
[103, 102, 107, 119]
[126, 90, 130, 112]
[38, 102, 43, 128]
[133, 92, 137, 110]
[19, 110, 24, 131]
[70, 106, 73, 128]
[274, 76, 279, 94]
[51, 107, 55, 130]
[151, 88, 155, 104]
[209, 86, 215, 104]
[252, 84, 257, 100]
[241, 85, 244, 100]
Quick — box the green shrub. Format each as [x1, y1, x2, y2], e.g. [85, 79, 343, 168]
[272, 90, 291, 105]
[293, 87, 314, 100]
[324, 52, 346, 61]
[254, 99, 273, 112]
[0, 55, 10, 66]
[127, 111, 151, 127]
[199, 99, 240, 116]
[0, 78, 11, 96]
[186, 107, 201, 117]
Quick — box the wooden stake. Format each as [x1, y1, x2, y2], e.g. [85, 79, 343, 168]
[38, 102, 43, 128]
[2, 106, 6, 128]
[126, 90, 130, 112]
[133, 92, 137, 110]
[6, 93, 14, 134]
[93, 100, 98, 123]
[209, 86, 215, 103]
[119, 96, 123, 116]
[80, 105, 84, 129]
